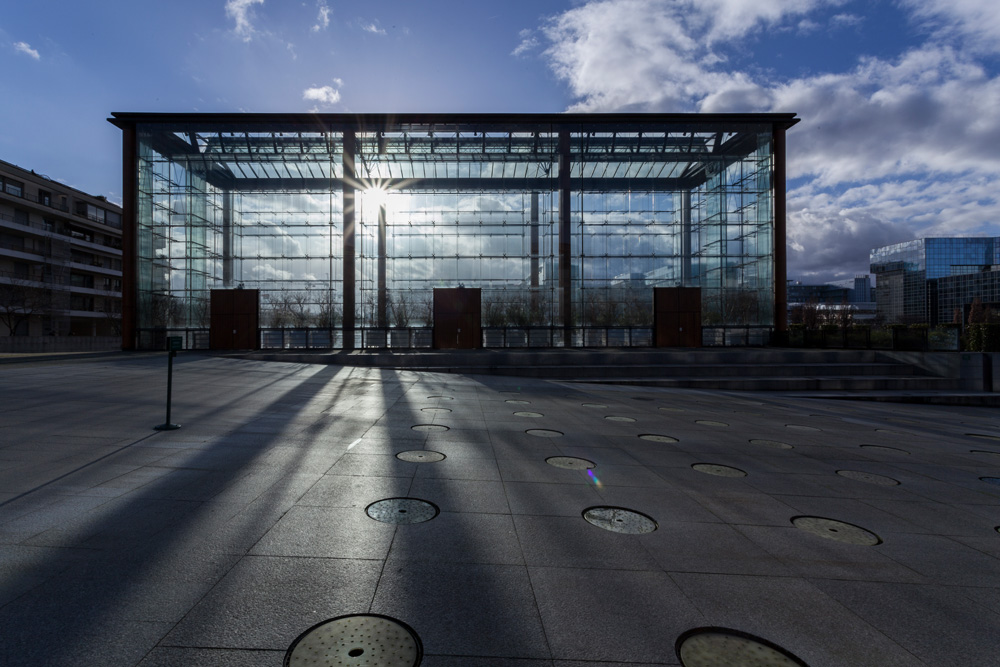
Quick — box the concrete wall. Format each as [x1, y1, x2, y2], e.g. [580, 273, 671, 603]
[880, 351, 997, 392]
[0, 336, 120, 353]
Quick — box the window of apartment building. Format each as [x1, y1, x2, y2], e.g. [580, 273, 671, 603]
[75, 201, 111, 224]
[101, 277, 122, 292]
[38, 189, 51, 207]
[13, 209, 28, 225]
[3, 178, 24, 197]
[67, 226, 94, 243]
[105, 211, 122, 229]
[12, 262, 30, 278]
[70, 273, 94, 289]
[0, 231, 24, 251]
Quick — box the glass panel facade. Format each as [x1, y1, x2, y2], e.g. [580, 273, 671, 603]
[126, 115, 788, 347]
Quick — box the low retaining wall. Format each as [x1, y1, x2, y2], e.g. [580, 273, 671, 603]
[0, 336, 121, 354]
[879, 351, 997, 392]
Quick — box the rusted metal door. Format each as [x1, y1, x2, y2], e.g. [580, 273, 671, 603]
[210, 289, 260, 350]
[433, 288, 481, 349]
[654, 287, 701, 347]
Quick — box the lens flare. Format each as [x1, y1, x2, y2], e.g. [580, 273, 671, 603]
[587, 468, 603, 489]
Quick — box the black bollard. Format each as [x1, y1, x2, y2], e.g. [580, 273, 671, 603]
[154, 336, 182, 431]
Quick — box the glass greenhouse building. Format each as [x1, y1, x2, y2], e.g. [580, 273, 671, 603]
[109, 113, 798, 350]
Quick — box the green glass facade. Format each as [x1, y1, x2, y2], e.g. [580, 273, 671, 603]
[111, 113, 797, 349]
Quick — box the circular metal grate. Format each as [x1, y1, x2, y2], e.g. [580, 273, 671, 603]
[792, 515, 881, 546]
[546, 456, 596, 470]
[981, 477, 1000, 487]
[605, 416, 637, 422]
[837, 470, 900, 486]
[582, 506, 657, 534]
[692, 463, 747, 478]
[659, 406, 685, 412]
[861, 444, 909, 455]
[420, 407, 451, 414]
[639, 434, 678, 443]
[284, 613, 422, 667]
[582, 403, 608, 408]
[631, 396, 655, 401]
[505, 399, 531, 405]
[366, 498, 439, 524]
[526, 428, 563, 438]
[411, 424, 449, 432]
[749, 439, 793, 450]
[971, 449, 1000, 458]
[396, 450, 446, 463]
[513, 411, 544, 418]
[785, 424, 820, 432]
[676, 627, 807, 667]
[426, 395, 453, 400]
[696, 420, 729, 427]
[968, 433, 1000, 441]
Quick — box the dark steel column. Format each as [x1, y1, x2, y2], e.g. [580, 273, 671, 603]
[342, 131, 356, 349]
[121, 124, 137, 350]
[558, 131, 572, 346]
[773, 126, 788, 333]
[377, 202, 387, 328]
[680, 190, 692, 285]
[530, 192, 539, 287]
[222, 190, 233, 287]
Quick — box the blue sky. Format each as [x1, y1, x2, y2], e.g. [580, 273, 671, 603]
[2, 0, 999, 281]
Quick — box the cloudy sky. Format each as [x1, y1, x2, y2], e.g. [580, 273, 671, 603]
[2, 0, 998, 282]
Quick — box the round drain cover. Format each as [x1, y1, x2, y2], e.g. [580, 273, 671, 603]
[583, 506, 657, 534]
[749, 439, 793, 450]
[505, 399, 531, 405]
[426, 395, 453, 400]
[605, 416, 637, 422]
[659, 406, 685, 412]
[792, 516, 881, 545]
[366, 498, 439, 524]
[696, 420, 729, 427]
[785, 424, 820, 432]
[968, 433, 1000, 441]
[632, 396, 654, 401]
[514, 411, 544, 418]
[981, 477, 1000, 487]
[546, 456, 595, 470]
[396, 450, 446, 463]
[284, 613, 422, 667]
[420, 407, 451, 414]
[837, 470, 900, 486]
[861, 444, 909, 455]
[639, 434, 678, 443]
[582, 403, 608, 408]
[411, 424, 449, 432]
[676, 627, 807, 667]
[526, 428, 563, 438]
[692, 463, 747, 478]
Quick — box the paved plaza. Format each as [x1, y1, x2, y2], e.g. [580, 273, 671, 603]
[1, 353, 999, 666]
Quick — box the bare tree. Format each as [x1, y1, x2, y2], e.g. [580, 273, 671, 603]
[0, 274, 46, 335]
[389, 291, 412, 328]
[99, 289, 122, 336]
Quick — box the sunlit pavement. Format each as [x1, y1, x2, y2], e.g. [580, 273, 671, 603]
[1, 353, 999, 666]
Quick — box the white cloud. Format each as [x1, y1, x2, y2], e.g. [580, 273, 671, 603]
[512, 28, 539, 57]
[535, 0, 1000, 278]
[362, 22, 386, 36]
[303, 79, 343, 107]
[14, 41, 40, 60]
[312, 1, 330, 32]
[900, 0, 1000, 53]
[226, 0, 265, 42]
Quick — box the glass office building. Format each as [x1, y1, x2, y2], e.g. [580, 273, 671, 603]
[110, 113, 798, 350]
[871, 237, 1000, 324]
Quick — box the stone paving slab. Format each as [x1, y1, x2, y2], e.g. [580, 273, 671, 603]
[1, 353, 999, 665]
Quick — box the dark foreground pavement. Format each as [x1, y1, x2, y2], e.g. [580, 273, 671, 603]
[1, 353, 998, 666]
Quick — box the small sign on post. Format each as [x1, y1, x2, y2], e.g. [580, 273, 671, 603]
[154, 337, 183, 431]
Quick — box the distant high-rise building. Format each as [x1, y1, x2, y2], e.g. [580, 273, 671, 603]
[870, 238, 1000, 324]
[0, 159, 122, 337]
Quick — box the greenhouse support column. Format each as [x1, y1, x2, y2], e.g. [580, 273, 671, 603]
[558, 131, 572, 346]
[121, 123, 137, 350]
[342, 131, 356, 349]
[680, 190, 692, 285]
[377, 202, 387, 328]
[773, 126, 788, 333]
[530, 192, 539, 287]
[222, 190, 233, 287]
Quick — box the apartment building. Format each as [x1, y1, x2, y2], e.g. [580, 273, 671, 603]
[0, 159, 122, 338]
